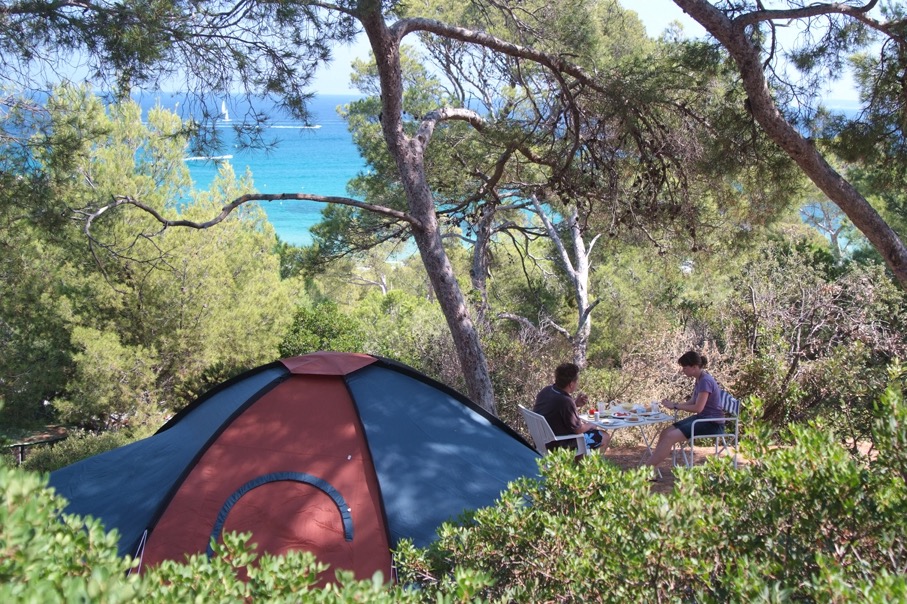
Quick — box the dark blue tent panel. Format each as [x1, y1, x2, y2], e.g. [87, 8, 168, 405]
[347, 365, 539, 547]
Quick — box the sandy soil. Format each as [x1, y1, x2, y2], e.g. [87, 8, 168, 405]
[600, 443, 746, 495]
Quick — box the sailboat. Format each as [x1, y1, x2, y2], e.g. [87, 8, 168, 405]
[221, 100, 230, 122]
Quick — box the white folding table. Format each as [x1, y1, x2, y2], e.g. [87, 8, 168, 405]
[583, 410, 674, 464]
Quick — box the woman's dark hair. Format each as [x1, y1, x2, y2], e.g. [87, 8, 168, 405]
[678, 351, 708, 368]
[554, 362, 580, 388]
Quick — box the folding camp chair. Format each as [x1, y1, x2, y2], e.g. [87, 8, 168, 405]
[674, 390, 740, 469]
[518, 405, 588, 456]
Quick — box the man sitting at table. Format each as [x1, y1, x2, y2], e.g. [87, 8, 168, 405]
[533, 362, 611, 454]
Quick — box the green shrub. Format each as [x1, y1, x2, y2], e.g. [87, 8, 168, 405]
[279, 301, 364, 356]
[0, 463, 141, 602]
[141, 533, 430, 603]
[6, 379, 907, 602]
[20, 429, 137, 473]
[1, 462, 490, 603]
[724, 244, 907, 431]
[396, 385, 907, 602]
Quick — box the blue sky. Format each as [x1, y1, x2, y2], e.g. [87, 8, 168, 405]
[311, 1, 860, 107]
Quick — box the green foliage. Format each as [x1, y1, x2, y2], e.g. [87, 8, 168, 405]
[872, 361, 907, 483]
[0, 85, 295, 428]
[52, 327, 159, 430]
[144, 533, 376, 603]
[352, 289, 451, 367]
[845, 164, 907, 257]
[725, 234, 907, 432]
[825, 1, 907, 192]
[279, 301, 364, 356]
[0, 463, 492, 603]
[398, 392, 907, 602]
[5, 383, 907, 602]
[0, 463, 141, 602]
[480, 325, 566, 430]
[20, 428, 141, 474]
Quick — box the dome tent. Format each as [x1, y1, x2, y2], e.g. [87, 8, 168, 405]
[48, 352, 540, 580]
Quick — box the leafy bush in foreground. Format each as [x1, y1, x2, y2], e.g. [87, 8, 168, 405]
[0, 466, 140, 602]
[4, 382, 907, 602]
[0, 463, 488, 603]
[397, 387, 907, 602]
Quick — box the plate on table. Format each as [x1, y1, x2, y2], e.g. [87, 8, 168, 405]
[610, 411, 630, 418]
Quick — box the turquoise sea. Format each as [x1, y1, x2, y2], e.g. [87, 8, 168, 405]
[135, 92, 857, 248]
[139, 94, 365, 246]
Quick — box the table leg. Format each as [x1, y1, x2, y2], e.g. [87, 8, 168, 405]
[636, 425, 664, 479]
[637, 426, 656, 461]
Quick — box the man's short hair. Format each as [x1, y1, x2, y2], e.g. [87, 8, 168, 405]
[554, 362, 580, 388]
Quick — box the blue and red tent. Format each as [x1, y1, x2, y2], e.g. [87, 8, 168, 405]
[49, 352, 539, 580]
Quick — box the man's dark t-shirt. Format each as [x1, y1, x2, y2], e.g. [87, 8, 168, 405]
[533, 385, 582, 450]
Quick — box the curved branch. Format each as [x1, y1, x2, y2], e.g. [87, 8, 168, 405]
[529, 193, 578, 282]
[85, 192, 420, 236]
[673, 0, 907, 287]
[415, 106, 486, 147]
[586, 233, 601, 258]
[733, 0, 904, 47]
[733, 1, 879, 29]
[307, 1, 358, 18]
[496, 312, 573, 343]
[391, 17, 608, 94]
[578, 299, 601, 332]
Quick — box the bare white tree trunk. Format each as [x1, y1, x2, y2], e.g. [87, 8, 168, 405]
[531, 196, 600, 369]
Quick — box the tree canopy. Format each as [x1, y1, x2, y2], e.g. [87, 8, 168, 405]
[672, 0, 907, 285]
[0, 85, 296, 428]
[1, 0, 905, 413]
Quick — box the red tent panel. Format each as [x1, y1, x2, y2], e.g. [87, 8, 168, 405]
[141, 374, 392, 580]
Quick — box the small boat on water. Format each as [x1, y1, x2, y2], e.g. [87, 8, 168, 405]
[221, 100, 230, 122]
[184, 154, 233, 162]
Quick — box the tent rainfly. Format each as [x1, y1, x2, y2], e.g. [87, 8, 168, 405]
[49, 352, 540, 580]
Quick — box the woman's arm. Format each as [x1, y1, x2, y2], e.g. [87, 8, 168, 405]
[670, 391, 709, 413]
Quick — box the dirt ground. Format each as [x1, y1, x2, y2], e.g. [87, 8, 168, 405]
[600, 442, 746, 495]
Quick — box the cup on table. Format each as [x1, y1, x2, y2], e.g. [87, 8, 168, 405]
[597, 401, 606, 414]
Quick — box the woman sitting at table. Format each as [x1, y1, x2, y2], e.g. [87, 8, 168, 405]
[644, 351, 725, 474]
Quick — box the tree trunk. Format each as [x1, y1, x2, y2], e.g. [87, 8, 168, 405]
[570, 212, 593, 370]
[410, 204, 496, 414]
[361, 9, 497, 414]
[469, 205, 496, 327]
[531, 197, 599, 369]
[673, 0, 907, 288]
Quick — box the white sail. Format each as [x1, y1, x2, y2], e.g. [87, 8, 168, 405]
[221, 100, 230, 122]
